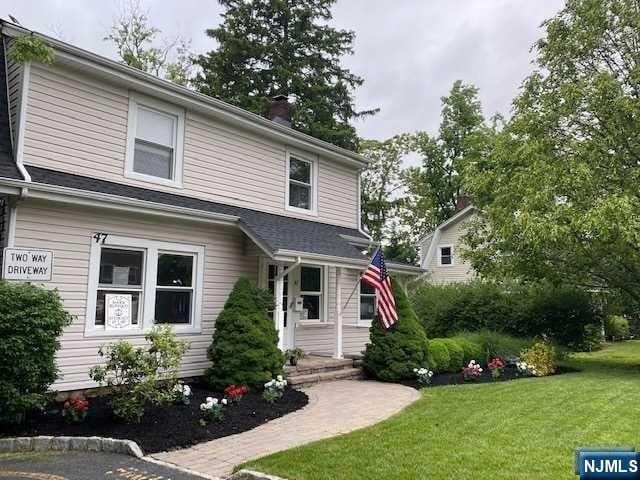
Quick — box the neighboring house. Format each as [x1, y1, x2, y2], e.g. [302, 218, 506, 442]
[418, 204, 476, 284]
[0, 22, 422, 391]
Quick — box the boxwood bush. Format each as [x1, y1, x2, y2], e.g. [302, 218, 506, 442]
[205, 278, 284, 390]
[428, 339, 451, 372]
[441, 339, 464, 370]
[0, 280, 72, 424]
[450, 336, 485, 364]
[363, 278, 430, 382]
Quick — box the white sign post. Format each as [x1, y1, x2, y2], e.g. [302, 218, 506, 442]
[105, 294, 133, 330]
[2, 248, 53, 281]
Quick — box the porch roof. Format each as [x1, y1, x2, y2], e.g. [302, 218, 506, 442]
[21, 165, 386, 264]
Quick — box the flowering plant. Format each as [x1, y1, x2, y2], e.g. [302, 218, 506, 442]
[224, 385, 249, 403]
[516, 361, 537, 377]
[487, 358, 505, 379]
[263, 375, 287, 403]
[461, 360, 483, 381]
[199, 397, 227, 425]
[413, 367, 434, 386]
[172, 382, 192, 405]
[61, 397, 89, 423]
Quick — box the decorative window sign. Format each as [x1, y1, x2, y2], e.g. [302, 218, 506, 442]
[105, 293, 133, 330]
[2, 248, 53, 281]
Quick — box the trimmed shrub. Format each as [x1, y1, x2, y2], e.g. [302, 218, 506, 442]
[428, 339, 451, 372]
[0, 280, 72, 424]
[605, 316, 630, 341]
[363, 279, 430, 382]
[441, 339, 464, 371]
[451, 336, 484, 364]
[205, 278, 284, 390]
[409, 280, 600, 350]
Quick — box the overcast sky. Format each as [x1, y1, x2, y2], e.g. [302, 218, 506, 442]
[4, 0, 565, 143]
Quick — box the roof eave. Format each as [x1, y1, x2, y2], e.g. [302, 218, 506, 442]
[0, 21, 369, 169]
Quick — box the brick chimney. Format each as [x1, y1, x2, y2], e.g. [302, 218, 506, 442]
[267, 95, 292, 127]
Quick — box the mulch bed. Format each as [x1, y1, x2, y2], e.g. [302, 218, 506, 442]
[399, 364, 579, 390]
[1, 383, 308, 454]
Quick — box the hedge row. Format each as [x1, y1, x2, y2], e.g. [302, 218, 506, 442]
[410, 280, 601, 351]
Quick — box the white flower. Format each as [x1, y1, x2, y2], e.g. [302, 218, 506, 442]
[277, 375, 284, 382]
[212, 398, 219, 405]
[221, 398, 228, 405]
[206, 396, 214, 403]
[183, 385, 191, 396]
[478, 368, 483, 373]
[428, 371, 433, 377]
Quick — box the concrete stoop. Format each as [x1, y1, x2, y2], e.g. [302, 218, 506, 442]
[285, 356, 363, 388]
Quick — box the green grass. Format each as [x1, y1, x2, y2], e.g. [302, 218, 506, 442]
[243, 341, 640, 480]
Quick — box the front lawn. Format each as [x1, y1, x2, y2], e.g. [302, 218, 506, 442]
[244, 341, 640, 480]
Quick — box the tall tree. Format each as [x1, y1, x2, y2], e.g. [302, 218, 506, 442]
[194, 0, 377, 150]
[359, 136, 409, 241]
[105, 0, 193, 86]
[464, 0, 640, 304]
[402, 81, 486, 240]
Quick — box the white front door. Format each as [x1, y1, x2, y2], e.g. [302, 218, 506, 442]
[265, 263, 294, 350]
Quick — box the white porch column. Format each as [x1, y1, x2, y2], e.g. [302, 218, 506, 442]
[274, 274, 285, 351]
[334, 266, 343, 359]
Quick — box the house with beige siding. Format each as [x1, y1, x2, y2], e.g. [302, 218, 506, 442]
[419, 205, 476, 284]
[0, 22, 421, 392]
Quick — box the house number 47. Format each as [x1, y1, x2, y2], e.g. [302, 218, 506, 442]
[93, 233, 109, 244]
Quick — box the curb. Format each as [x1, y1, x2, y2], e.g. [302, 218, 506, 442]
[0, 436, 143, 457]
[0, 436, 220, 479]
[229, 470, 288, 480]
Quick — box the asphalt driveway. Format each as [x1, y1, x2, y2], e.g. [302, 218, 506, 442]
[0, 451, 209, 480]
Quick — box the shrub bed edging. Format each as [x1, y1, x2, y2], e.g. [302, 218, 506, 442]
[0, 435, 143, 457]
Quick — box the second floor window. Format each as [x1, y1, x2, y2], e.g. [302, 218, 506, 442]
[126, 94, 185, 187]
[439, 245, 453, 266]
[286, 150, 317, 213]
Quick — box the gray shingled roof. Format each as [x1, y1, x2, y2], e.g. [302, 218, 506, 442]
[0, 38, 21, 181]
[27, 166, 371, 261]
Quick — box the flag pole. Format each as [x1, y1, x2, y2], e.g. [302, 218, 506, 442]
[342, 271, 364, 311]
[341, 246, 381, 311]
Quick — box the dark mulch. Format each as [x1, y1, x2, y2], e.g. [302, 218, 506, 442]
[1, 383, 308, 454]
[398, 364, 579, 390]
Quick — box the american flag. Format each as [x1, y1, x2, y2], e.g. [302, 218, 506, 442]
[361, 248, 398, 329]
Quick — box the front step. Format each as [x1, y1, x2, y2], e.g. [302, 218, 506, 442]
[288, 367, 363, 388]
[285, 356, 363, 388]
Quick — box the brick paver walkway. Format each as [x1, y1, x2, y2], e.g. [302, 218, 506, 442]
[150, 380, 420, 478]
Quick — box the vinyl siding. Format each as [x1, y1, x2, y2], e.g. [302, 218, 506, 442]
[22, 63, 359, 228]
[6, 52, 22, 147]
[294, 266, 367, 356]
[12, 199, 260, 391]
[427, 217, 475, 284]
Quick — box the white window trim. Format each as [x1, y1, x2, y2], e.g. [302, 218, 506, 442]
[285, 148, 319, 216]
[85, 234, 204, 337]
[437, 244, 455, 267]
[124, 93, 185, 189]
[296, 264, 329, 325]
[357, 281, 376, 327]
